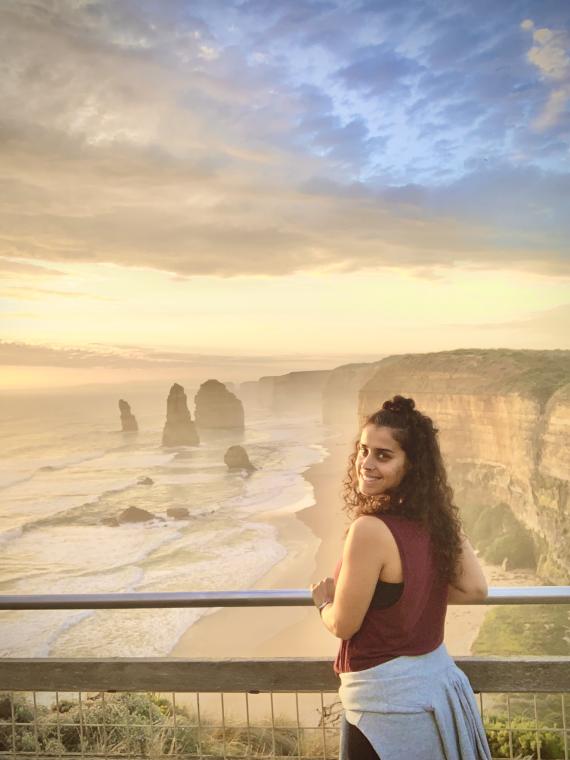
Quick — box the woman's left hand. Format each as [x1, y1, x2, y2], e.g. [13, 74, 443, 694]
[310, 577, 335, 609]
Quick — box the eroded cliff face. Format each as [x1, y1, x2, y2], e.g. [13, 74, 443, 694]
[533, 382, 570, 580]
[258, 370, 331, 414]
[322, 361, 384, 425]
[358, 350, 570, 582]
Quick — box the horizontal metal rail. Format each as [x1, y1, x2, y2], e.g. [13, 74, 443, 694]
[0, 586, 568, 610]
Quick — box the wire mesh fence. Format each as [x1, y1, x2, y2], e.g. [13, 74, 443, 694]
[1, 688, 569, 760]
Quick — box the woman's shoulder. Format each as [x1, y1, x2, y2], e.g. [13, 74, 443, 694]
[373, 511, 430, 540]
[348, 514, 396, 544]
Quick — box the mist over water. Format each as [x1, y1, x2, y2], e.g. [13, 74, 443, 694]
[0, 384, 327, 657]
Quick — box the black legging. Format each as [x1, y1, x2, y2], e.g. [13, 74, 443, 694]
[347, 721, 381, 759]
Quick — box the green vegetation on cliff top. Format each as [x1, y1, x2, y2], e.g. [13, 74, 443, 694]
[363, 348, 570, 405]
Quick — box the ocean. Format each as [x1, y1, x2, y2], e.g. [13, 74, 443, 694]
[0, 384, 328, 657]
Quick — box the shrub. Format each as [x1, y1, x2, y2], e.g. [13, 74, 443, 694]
[486, 714, 564, 759]
[485, 530, 536, 568]
[464, 502, 537, 571]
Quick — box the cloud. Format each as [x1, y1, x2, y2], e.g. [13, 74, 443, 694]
[0, 0, 568, 279]
[0, 340, 374, 371]
[0, 285, 112, 301]
[522, 19, 570, 131]
[335, 44, 424, 97]
[448, 303, 570, 344]
[0, 341, 257, 368]
[0, 258, 63, 276]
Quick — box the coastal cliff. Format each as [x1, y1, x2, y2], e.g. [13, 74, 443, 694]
[258, 370, 331, 414]
[322, 361, 384, 425]
[357, 349, 570, 582]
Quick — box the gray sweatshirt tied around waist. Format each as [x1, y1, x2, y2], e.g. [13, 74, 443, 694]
[338, 643, 491, 760]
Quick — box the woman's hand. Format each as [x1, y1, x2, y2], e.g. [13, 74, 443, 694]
[310, 577, 335, 609]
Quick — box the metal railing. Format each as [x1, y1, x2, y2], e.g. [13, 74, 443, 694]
[1, 585, 569, 610]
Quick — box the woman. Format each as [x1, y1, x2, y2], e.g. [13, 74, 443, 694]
[310, 396, 491, 760]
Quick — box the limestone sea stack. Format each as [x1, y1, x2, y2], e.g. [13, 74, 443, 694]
[224, 445, 256, 472]
[119, 399, 138, 432]
[162, 383, 200, 447]
[195, 379, 245, 430]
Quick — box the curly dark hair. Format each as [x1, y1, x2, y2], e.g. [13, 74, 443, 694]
[342, 395, 463, 583]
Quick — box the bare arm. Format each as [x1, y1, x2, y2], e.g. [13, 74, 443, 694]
[311, 516, 387, 639]
[448, 533, 488, 603]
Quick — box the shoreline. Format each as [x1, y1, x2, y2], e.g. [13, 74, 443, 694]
[169, 429, 349, 661]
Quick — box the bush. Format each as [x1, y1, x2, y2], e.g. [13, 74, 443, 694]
[463, 502, 537, 571]
[485, 530, 536, 568]
[472, 504, 507, 545]
[486, 714, 564, 759]
[0, 691, 309, 757]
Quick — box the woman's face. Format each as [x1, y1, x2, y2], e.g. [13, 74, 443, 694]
[356, 424, 409, 497]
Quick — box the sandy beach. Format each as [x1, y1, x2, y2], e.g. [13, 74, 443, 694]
[170, 428, 538, 662]
[169, 431, 351, 661]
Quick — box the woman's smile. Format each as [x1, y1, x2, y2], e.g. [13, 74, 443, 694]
[355, 425, 409, 496]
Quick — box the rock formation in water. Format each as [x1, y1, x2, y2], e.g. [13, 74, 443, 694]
[224, 445, 256, 472]
[137, 476, 154, 486]
[167, 507, 190, 519]
[194, 379, 244, 429]
[355, 348, 570, 582]
[162, 383, 200, 447]
[119, 399, 138, 432]
[118, 506, 159, 523]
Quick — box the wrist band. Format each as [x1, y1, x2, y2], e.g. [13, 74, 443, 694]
[318, 600, 331, 614]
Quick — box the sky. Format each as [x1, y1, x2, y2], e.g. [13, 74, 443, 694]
[1, 0, 569, 389]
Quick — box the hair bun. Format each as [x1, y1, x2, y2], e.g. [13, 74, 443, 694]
[382, 395, 416, 415]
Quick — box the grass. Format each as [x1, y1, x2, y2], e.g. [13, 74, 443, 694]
[473, 604, 570, 658]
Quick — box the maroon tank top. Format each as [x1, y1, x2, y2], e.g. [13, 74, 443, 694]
[334, 512, 448, 674]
